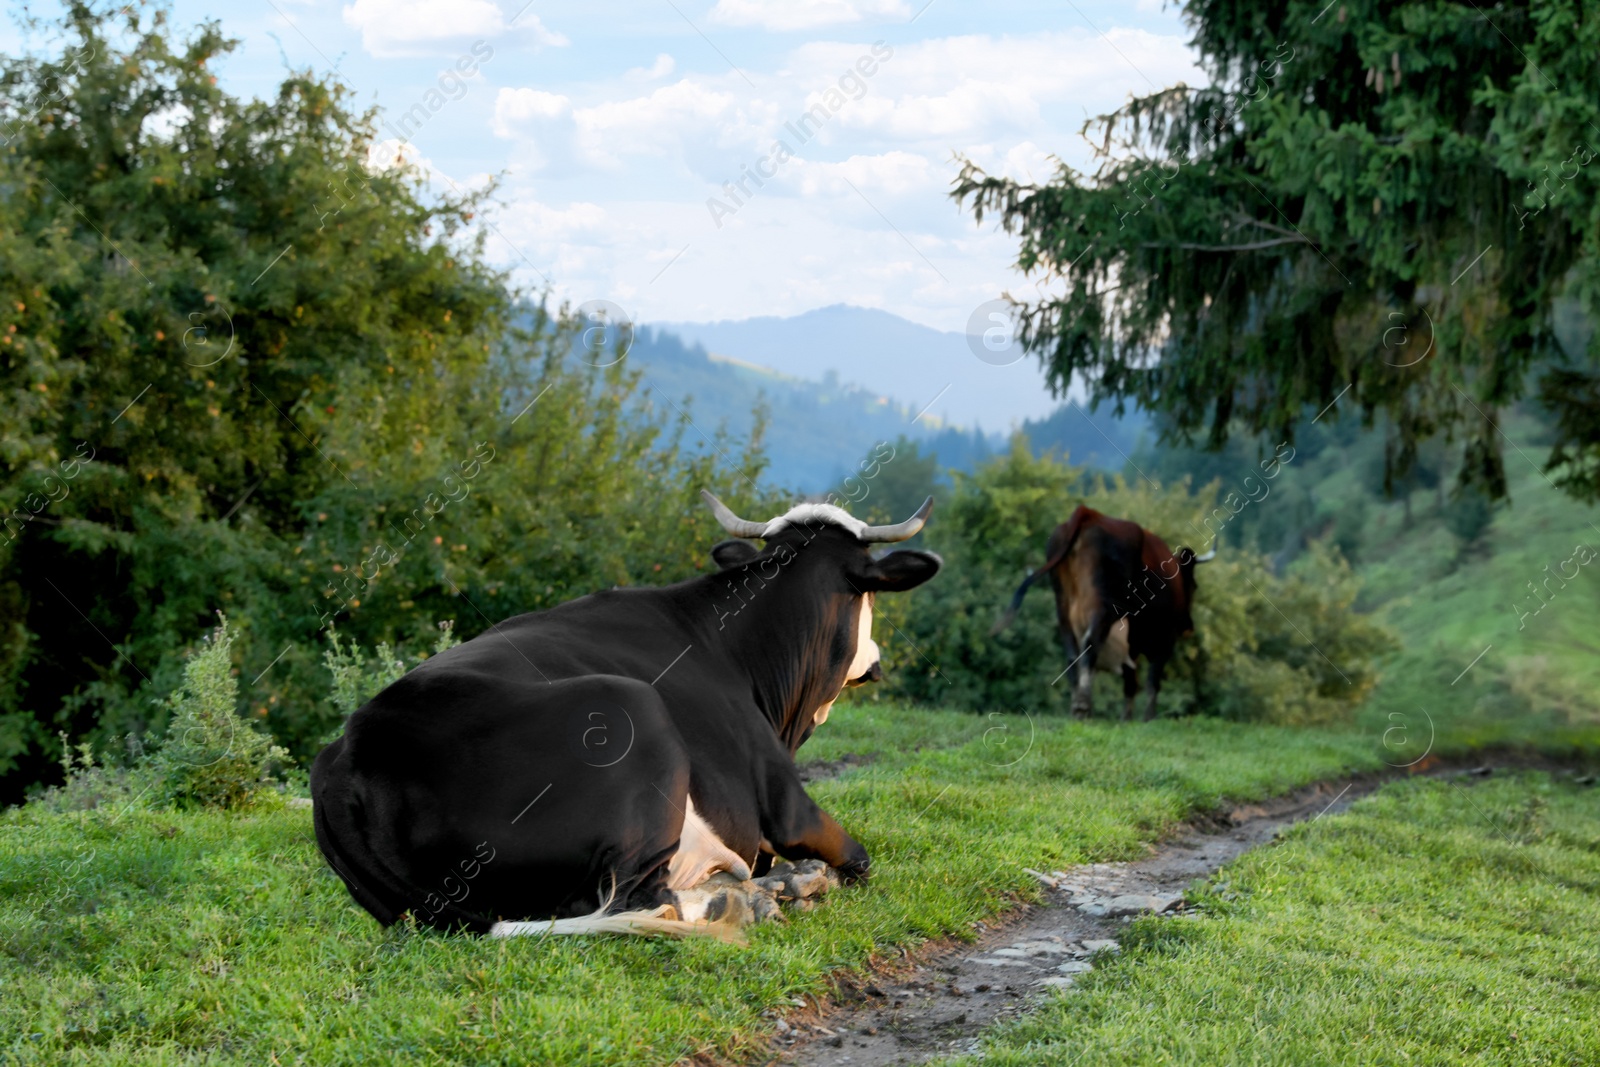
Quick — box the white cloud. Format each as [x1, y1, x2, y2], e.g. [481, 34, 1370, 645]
[494, 88, 572, 130]
[627, 54, 676, 81]
[961, 141, 1061, 185]
[492, 89, 575, 170]
[342, 0, 567, 57]
[575, 80, 747, 164]
[708, 0, 910, 32]
[470, 23, 1204, 338]
[786, 151, 937, 199]
[491, 190, 988, 328]
[778, 31, 1202, 155]
[495, 78, 773, 177]
[487, 30, 1200, 182]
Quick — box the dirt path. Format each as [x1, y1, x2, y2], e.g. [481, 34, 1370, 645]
[759, 775, 1384, 1067]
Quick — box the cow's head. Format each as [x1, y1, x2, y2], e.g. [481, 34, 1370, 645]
[702, 490, 941, 748]
[1167, 541, 1216, 634]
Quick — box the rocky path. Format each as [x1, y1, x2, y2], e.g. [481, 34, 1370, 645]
[760, 776, 1381, 1067]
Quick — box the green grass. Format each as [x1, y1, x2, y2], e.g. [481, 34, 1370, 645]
[1, 708, 1388, 1066]
[953, 772, 1600, 1066]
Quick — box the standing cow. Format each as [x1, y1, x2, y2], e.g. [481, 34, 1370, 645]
[993, 505, 1213, 721]
[310, 491, 940, 936]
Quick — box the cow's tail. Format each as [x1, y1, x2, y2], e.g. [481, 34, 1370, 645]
[991, 570, 1046, 635]
[991, 505, 1092, 635]
[487, 907, 748, 945]
[488, 875, 747, 943]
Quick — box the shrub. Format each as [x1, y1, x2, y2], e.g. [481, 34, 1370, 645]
[1184, 540, 1391, 724]
[149, 616, 289, 810]
[25, 730, 145, 814]
[324, 620, 459, 719]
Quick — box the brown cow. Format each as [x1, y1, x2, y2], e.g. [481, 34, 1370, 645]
[993, 505, 1213, 720]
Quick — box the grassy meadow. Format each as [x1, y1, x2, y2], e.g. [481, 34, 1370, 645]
[4, 708, 1393, 1066]
[958, 771, 1600, 1066]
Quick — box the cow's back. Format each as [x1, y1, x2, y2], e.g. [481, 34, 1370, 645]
[1053, 508, 1144, 626]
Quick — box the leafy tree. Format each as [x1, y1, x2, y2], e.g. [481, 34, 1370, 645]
[873, 439, 1088, 712]
[954, 0, 1600, 501]
[0, 6, 774, 798]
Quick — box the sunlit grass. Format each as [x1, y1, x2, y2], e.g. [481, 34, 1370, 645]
[954, 772, 1600, 1066]
[3, 708, 1391, 1065]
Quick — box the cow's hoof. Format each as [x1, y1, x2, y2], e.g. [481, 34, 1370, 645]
[752, 859, 838, 900]
[836, 858, 871, 886]
[705, 887, 753, 926]
[786, 859, 840, 898]
[750, 890, 785, 923]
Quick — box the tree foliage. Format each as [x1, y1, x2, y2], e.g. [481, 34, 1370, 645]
[0, 6, 776, 797]
[953, 0, 1600, 501]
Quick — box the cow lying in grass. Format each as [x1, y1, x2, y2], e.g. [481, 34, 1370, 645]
[310, 491, 940, 939]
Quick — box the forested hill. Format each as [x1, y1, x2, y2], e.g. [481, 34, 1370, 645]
[624, 325, 995, 489]
[621, 319, 1147, 491]
[657, 304, 1057, 431]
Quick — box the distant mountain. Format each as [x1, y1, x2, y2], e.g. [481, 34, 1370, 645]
[625, 326, 996, 491]
[654, 304, 1061, 432]
[550, 305, 1144, 492]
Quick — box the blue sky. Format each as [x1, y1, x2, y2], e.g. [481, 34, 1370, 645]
[9, 1, 1208, 332]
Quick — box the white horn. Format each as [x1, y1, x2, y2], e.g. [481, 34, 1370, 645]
[1191, 542, 1217, 564]
[699, 489, 770, 539]
[859, 497, 934, 544]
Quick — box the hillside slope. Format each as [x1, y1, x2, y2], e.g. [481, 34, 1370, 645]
[1139, 408, 1600, 742]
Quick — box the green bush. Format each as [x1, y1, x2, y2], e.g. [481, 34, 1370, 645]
[1189, 540, 1391, 724]
[25, 730, 145, 814]
[148, 616, 288, 810]
[324, 620, 458, 719]
[877, 439, 1392, 723]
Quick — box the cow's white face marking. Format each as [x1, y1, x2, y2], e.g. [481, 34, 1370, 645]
[816, 596, 877, 727]
[667, 797, 751, 890]
[847, 595, 879, 680]
[762, 502, 868, 539]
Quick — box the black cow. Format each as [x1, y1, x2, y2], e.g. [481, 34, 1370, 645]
[993, 505, 1212, 721]
[310, 491, 940, 936]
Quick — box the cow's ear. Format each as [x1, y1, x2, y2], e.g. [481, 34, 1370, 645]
[857, 550, 942, 592]
[711, 539, 762, 569]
